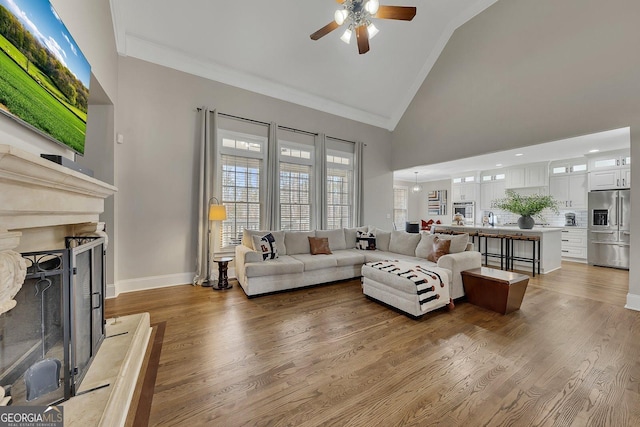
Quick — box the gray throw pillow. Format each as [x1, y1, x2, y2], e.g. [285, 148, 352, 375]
[389, 231, 421, 256]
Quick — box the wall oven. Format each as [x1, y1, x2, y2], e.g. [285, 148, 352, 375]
[453, 201, 475, 225]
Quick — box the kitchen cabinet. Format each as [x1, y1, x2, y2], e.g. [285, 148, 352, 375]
[550, 158, 588, 175]
[549, 173, 587, 209]
[452, 175, 479, 202]
[588, 149, 630, 171]
[452, 182, 478, 202]
[505, 162, 549, 189]
[561, 228, 587, 261]
[589, 168, 630, 190]
[480, 180, 506, 210]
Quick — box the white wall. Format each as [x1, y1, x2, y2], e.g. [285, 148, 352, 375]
[114, 56, 392, 292]
[392, 0, 640, 309]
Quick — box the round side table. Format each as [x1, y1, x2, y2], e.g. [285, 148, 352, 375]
[212, 256, 233, 290]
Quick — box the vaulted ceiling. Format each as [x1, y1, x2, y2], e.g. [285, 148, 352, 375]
[109, 0, 498, 130]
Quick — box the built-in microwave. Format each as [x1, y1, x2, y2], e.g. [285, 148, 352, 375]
[453, 201, 475, 225]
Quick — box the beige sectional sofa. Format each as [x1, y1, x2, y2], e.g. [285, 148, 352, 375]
[235, 227, 481, 300]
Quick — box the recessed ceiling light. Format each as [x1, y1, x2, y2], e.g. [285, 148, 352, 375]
[496, 163, 503, 167]
[515, 153, 523, 157]
[589, 149, 600, 153]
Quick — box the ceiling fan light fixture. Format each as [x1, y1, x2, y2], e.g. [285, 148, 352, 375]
[340, 28, 352, 44]
[334, 9, 348, 25]
[365, 0, 380, 15]
[367, 23, 379, 39]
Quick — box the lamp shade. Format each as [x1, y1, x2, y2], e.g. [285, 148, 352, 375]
[209, 204, 227, 221]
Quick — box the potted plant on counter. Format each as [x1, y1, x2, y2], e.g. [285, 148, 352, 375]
[492, 190, 559, 229]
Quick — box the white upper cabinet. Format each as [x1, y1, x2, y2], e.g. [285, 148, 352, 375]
[505, 162, 549, 189]
[480, 172, 506, 210]
[452, 174, 479, 202]
[550, 173, 587, 208]
[588, 149, 630, 171]
[588, 149, 631, 190]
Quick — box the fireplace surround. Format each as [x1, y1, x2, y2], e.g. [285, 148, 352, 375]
[0, 236, 105, 406]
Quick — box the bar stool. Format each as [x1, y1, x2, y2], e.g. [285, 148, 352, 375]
[477, 232, 507, 270]
[504, 234, 541, 276]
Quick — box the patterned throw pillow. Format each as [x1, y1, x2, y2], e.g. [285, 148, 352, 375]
[356, 231, 376, 250]
[253, 233, 278, 261]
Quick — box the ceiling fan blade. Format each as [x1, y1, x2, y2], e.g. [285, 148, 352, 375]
[356, 25, 370, 54]
[375, 5, 417, 21]
[310, 21, 341, 40]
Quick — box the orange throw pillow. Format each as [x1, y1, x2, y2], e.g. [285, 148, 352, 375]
[308, 237, 332, 255]
[426, 236, 451, 262]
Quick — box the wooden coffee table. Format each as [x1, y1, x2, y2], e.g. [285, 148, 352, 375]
[461, 267, 529, 314]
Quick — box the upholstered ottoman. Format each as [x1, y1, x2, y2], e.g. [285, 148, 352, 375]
[361, 260, 451, 318]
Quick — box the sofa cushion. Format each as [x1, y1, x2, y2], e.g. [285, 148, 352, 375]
[389, 231, 421, 256]
[285, 231, 316, 255]
[432, 232, 469, 254]
[243, 229, 287, 255]
[309, 237, 332, 255]
[344, 226, 368, 249]
[252, 233, 279, 260]
[371, 228, 391, 251]
[356, 230, 376, 250]
[331, 250, 366, 267]
[290, 254, 338, 271]
[416, 233, 469, 258]
[316, 229, 347, 251]
[244, 255, 304, 277]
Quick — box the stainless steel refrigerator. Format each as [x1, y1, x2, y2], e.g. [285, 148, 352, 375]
[588, 189, 630, 269]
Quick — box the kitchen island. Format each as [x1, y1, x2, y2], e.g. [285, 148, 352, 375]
[433, 225, 563, 274]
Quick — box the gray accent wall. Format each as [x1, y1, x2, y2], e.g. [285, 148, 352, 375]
[392, 0, 640, 308]
[115, 56, 392, 287]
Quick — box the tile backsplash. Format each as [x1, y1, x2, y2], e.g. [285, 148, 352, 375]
[482, 209, 588, 228]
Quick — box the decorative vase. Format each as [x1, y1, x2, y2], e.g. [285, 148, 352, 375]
[518, 215, 535, 229]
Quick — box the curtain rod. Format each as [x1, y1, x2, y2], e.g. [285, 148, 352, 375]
[196, 107, 364, 145]
[327, 135, 365, 146]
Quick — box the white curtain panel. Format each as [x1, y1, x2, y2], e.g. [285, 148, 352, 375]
[264, 122, 279, 230]
[353, 141, 365, 227]
[315, 133, 328, 229]
[193, 108, 217, 285]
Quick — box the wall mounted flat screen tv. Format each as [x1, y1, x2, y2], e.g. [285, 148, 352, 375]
[0, 0, 90, 155]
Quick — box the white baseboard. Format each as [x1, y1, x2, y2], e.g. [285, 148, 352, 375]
[107, 269, 237, 298]
[106, 283, 117, 299]
[114, 272, 196, 297]
[625, 293, 640, 311]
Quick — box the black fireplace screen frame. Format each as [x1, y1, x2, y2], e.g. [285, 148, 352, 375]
[2, 236, 107, 406]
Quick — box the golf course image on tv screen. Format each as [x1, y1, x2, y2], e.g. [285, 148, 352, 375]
[0, 0, 90, 155]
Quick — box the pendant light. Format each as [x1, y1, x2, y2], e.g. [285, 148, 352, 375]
[412, 171, 422, 193]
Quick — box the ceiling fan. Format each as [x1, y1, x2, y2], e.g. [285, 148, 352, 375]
[310, 0, 417, 54]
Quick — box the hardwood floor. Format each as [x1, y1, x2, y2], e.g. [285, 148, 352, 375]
[106, 262, 639, 426]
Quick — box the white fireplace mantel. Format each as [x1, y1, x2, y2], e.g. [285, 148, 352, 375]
[0, 144, 117, 232]
[0, 143, 117, 314]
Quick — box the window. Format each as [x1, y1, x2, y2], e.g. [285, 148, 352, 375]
[218, 131, 266, 248]
[279, 142, 314, 231]
[393, 186, 408, 228]
[326, 149, 354, 229]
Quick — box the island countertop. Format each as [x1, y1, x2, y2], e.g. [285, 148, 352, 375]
[433, 224, 562, 274]
[432, 225, 564, 234]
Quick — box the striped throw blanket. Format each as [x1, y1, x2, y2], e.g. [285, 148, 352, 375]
[366, 260, 447, 312]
